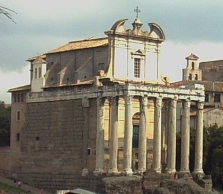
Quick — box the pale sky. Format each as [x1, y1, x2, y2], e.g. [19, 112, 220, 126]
[1, 0, 223, 103]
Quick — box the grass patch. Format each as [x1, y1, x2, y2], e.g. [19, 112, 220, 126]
[0, 182, 30, 193]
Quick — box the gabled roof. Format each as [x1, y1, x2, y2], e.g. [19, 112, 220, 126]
[8, 85, 31, 92]
[185, 53, 199, 60]
[46, 37, 108, 54]
[27, 54, 46, 62]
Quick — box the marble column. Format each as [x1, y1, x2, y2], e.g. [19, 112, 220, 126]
[108, 97, 119, 174]
[138, 96, 148, 173]
[166, 98, 177, 173]
[193, 101, 204, 174]
[180, 99, 190, 173]
[122, 95, 133, 175]
[153, 97, 162, 173]
[94, 97, 105, 175]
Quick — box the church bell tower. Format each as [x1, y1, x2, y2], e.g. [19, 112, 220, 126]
[182, 53, 202, 81]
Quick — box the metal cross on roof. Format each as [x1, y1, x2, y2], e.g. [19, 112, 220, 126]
[134, 6, 141, 18]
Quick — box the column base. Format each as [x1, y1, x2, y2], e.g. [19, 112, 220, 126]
[93, 168, 104, 176]
[179, 169, 190, 174]
[108, 168, 119, 175]
[153, 168, 162, 174]
[122, 168, 133, 176]
[192, 169, 204, 175]
[136, 168, 146, 175]
[165, 168, 176, 174]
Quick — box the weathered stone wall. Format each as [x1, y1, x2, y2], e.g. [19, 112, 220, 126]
[19, 99, 97, 174]
[0, 147, 11, 176]
[200, 60, 223, 81]
[18, 173, 103, 193]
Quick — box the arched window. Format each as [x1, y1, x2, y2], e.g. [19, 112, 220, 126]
[195, 74, 198, 80]
[188, 74, 192, 80]
[132, 125, 139, 148]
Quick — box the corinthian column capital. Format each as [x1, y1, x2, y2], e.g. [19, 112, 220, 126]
[197, 101, 204, 110]
[125, 95, 132, 105]
[110, 96, 118, 106]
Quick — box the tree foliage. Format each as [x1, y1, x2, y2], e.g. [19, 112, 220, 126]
[0, 101, 11, 146]
[203, 124, 223, 189]
[176, 124, 223, 189]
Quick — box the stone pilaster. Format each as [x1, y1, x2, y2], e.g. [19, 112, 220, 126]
[180, 99, 190, 173]
[153, 97, 162, 173]
[193, 101, 204, 174]
[122, 95, 133, 175]
[166, 98, 177, 174]
[94, 97, 105, 175]
[108, 96, 119, 174]
[138, 96, 148, 173]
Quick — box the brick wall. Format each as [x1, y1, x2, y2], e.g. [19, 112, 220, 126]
[19, 99, 97, 174]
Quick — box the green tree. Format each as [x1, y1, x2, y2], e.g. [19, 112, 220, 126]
[0, 101, 11, 146]
[176, 124, 223, 189]
[204, 124, 223, 189]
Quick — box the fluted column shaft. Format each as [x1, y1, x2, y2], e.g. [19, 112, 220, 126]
[109, 97, 119, 174]
[122, 95, 133, 175]
[138, 96, 148, 173]
[180, 99, 190, 173]
[94, 97, 105, 174]
[166, 98, 177, 173]
[153, 97, 162, 173]
[193, 102, 204, 174]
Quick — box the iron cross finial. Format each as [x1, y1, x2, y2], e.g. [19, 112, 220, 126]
[134, 6, 141, 18]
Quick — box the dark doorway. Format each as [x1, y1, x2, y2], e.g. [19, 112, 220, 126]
[132, 125, 139, 148]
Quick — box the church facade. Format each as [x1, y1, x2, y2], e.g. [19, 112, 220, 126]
[8, 17, 205, 190]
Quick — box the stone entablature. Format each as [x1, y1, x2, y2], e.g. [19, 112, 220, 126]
[27, 83, 204, 103]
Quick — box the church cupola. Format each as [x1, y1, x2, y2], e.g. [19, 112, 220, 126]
[182, 53, 202, 81]
[132, 18, 143, 35]
[132, 6, 143, 35]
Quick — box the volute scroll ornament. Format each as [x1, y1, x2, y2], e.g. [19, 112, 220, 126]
[197, 102, 204, 110]
[184, 99, 191, 108]
[125, 95, 132, 105]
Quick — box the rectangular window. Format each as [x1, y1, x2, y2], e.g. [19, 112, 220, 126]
[87, 148, 92, 155]
[205, 93, 209, 102]
[14, 93, 16, 103]
[34, 68, 37, 79]
[134, 58, 140, 78]
[16, 133, 20, 141]
[98, 63, 104, 70]
[21, 93, 24, 103]
[38, 67, 42, 78]
[17, 94, 20, 103]
[17, 111, 20, 121]
[214, 93, 221, 102]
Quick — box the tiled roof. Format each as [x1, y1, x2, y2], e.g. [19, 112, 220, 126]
[8, 85, 31, 92]
[46, 37, 108, 54]
[27, 54, 46, 62]
[172, 80, 223, 92]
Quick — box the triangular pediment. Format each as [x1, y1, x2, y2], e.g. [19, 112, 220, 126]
[131, 49, 145, 56]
